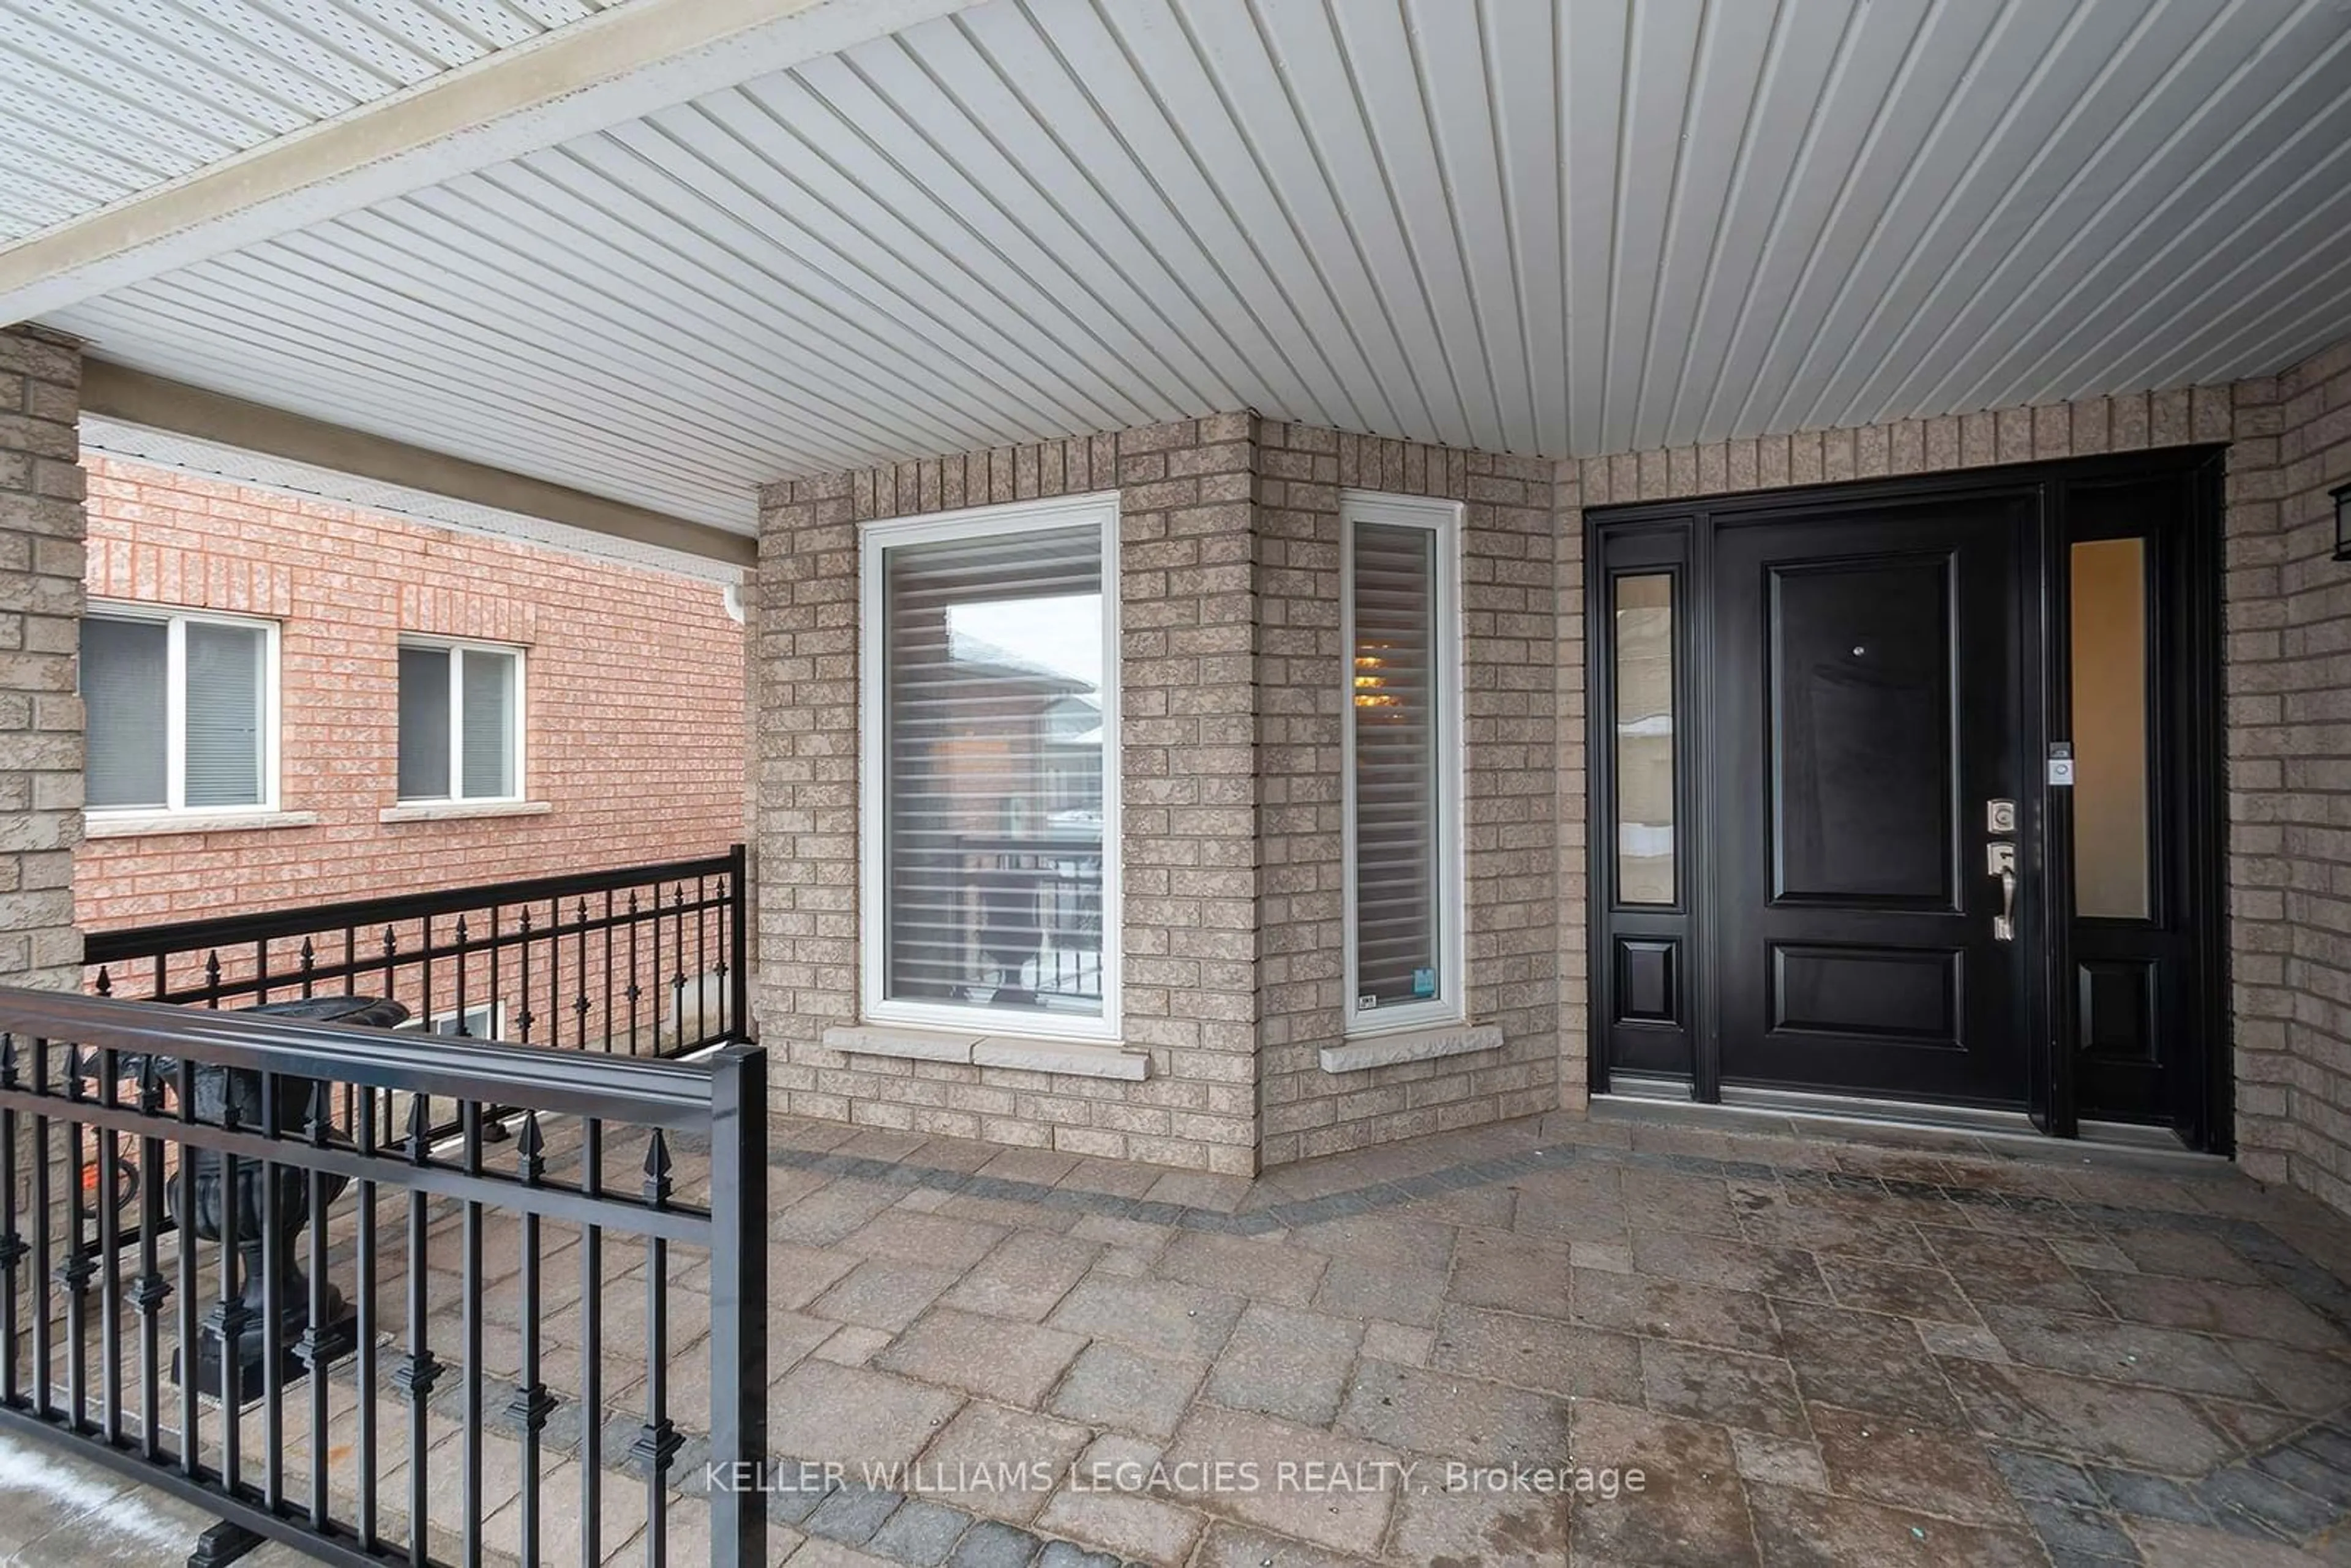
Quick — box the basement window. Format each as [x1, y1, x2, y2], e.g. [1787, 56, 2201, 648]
[1343, 492, 1466, 1036]
[399, 1002, 504, 1041]
[860, 494, 1120, 1041]
[83, 604, 277, 816]
[397, 639, 522, 803]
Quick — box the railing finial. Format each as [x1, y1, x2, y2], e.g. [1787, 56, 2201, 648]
[516, 1109, 546, 1182]
[405, 1094, 432, 1163]
[642, 1130, 673, 1205]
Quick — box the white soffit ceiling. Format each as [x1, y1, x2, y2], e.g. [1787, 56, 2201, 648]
[0, 0, 632, 244]
[39, 0, 2351, 536]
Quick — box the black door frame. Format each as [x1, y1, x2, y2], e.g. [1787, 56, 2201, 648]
[1586, 447, 2232, 1151]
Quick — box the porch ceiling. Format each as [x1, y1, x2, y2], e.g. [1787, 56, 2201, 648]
[21, 0, 2351, 536]
[0, 0, 637, 244]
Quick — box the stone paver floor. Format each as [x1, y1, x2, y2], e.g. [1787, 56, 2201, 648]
[8, 1103, 2351, 1566]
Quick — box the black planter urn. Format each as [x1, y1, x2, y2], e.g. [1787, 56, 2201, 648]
[167, 996, 407, 1402]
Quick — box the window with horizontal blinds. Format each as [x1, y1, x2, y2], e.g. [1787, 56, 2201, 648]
[869, 509, 1113, 1031]
[1341, 495, 1462, 1034]
[460, 648, 517, 799]
[83, 616, 168, 809]
[398, 640, 522, 801]
[397, 646, 451, 800]
[182, 621, 264, 808]
[1350, 519, 1443, 1013]
[83, 609, 272, 814]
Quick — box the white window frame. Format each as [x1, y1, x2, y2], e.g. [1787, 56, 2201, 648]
[858, 492, 1123, 1043]
[398, 1002, 505, 1041]
[1340, 491, 1467, 1038]
[396, 636, 526, 805]
[84, 600, 280, 818]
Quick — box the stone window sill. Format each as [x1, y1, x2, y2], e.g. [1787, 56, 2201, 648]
[84, 809, 320, 839]
[1321, 1022, 1504, 1075]
[378, 800, 552, 824]
[825, 1024, 1149, 1081]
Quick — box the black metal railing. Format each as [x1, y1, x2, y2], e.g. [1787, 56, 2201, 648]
[0, 985, 766, 1567]
[84, 846, 751, 1060]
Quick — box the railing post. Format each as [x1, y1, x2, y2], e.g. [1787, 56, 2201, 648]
[728, 842, 751, 1040]
[707, 1043, 767, 1568]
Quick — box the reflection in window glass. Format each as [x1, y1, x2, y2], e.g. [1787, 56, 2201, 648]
[881, 526, 1106, 1021]
[2071, 539, 2151, 920]
[1615, 574, 1675, 904]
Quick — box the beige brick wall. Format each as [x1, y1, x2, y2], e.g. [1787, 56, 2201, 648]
[753, 419, 1262, 1174]
[749, 469, 861, 1109]
[0, 326, 84, 988]
[753, 416, 1565, 1171]
[1254, 424, 1561, 1165]
[1565, 386, 2235, 514]
[2228, 337, 2351, 1208]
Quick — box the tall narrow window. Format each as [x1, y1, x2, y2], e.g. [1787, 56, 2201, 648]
[397, 640, 522, 802]
[82, 607, 275, 816]
[1614, 574, 1677, 904]
[1343, 492, 1463, 1033]
[2070, 539, 2151, 919]
[862, 496, 1119, 1039]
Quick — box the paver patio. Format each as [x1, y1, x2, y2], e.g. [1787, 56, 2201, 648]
[6, 1103, 2351, 1566]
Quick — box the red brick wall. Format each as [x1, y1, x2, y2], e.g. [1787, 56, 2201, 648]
[74, 456, 747, 929]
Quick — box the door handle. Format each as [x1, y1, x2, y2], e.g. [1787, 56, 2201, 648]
[1986, 841, 2017, 942]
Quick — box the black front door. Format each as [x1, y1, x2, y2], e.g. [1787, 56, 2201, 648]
[1711, 497, 2033, 1106]
[1589, 451, 2230, 1147]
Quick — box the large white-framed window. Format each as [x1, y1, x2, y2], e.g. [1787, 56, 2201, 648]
[860, 493, 1121, 1042]
[397, 638, 523, 803]
[82, 603, 279, 817]
[1342, 491, 1466, 1037]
